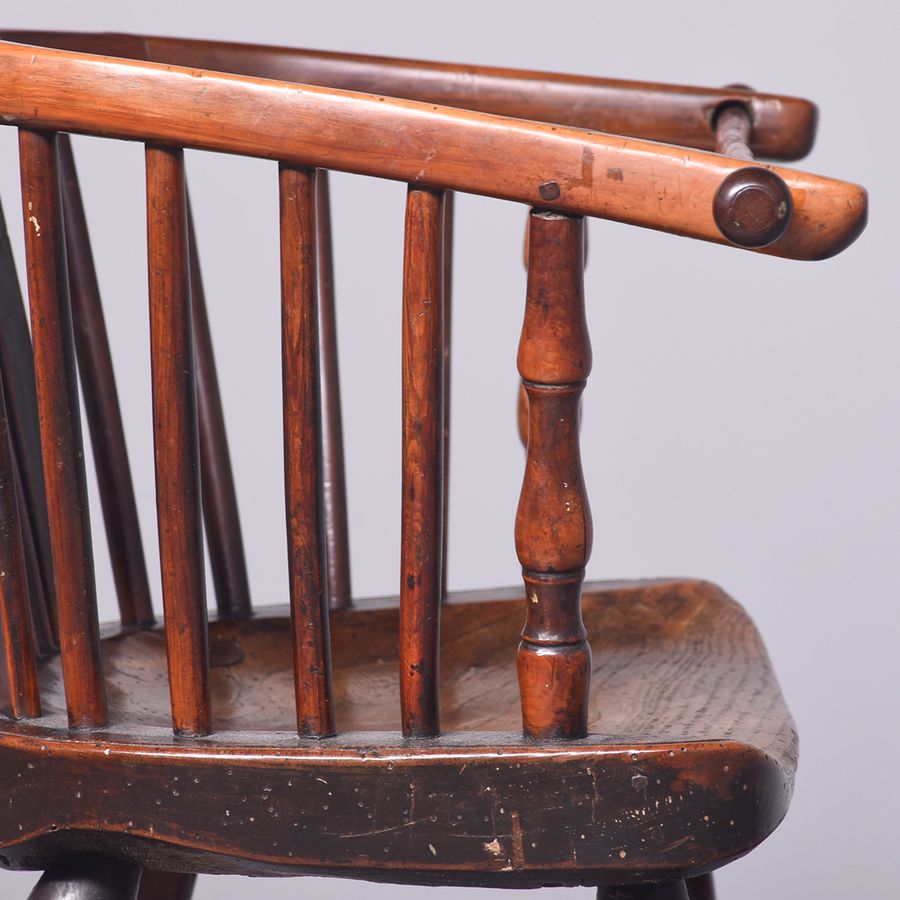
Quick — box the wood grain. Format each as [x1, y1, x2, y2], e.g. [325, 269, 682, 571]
[279, 164, 334, 738]
[314, 171, 352, 612]
[0, 31, 818, 160]
[5, 580, 797, 886]
[516, 211, 592, 740]
[0, 41, 866, 261]
[146, 144, 210, 737]
[400, 186, 445, 738]
[19, 128, 107, 728]
[0, 373, 41, 719]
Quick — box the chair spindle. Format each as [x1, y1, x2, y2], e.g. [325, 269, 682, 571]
[146, 144, 211, 737]
[0, 196, 58, 650]
[400, 185, 445, 738]
[712, 102, 793, 248]
[186, 197, 253, 621]
[315, 170, 352, 612]
[279, 163, 334, 738]
[516, 209, 592, 741]
[0, 375, 41, 719]
[440, 190, 453, 600]
[58, 134, 156, 629]
[20, 128, 108, 728]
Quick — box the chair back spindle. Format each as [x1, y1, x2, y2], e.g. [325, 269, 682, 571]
[0, 373, 41, 719]
[57, 135, 156, 629]
[399, 185, 446, 738]
[279, 163, 335, 738]
[314, 170, 352, 612]
[146, 143, 211, 737]
[20, 128, 107, 728]
[186, 198, 254, 621]
[0, 197, 58, 651]
[516, 209, 592, 741]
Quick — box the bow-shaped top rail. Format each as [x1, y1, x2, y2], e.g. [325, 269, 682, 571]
[0, 39, 867, 260]
[0, 30, 818, 160]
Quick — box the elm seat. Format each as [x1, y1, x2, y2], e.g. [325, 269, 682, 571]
[2, 579, 794, 886]
[0, 29, 863, 900]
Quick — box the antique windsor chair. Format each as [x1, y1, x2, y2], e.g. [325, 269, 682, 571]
[0, 31, 866, 900]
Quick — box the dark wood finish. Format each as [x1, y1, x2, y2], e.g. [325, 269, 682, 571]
[279, 163, 334, 738]
[714, 104, 754, 161]
[315, 170, 352, 612]
[598, 882, 690, 900]
[186, 197, 253, 621]
[0, 374, 41, 719]
[0, 31, 818, 160]
[400, 186, 445, 738]
[516, 211, 591, 741]
[57, 134, 155, 629]
[19, 128, 107, 729]
[145, 144, 210, 737]
[0, 40, 866, 261]
[440, 191, 453, 599]
[0, 196, 57, 651]
[3, 580, 797, 886]
[28, 856, 141, 900]
[136, 870, 196, 900]
[713, 167, 793, 249]
[685, 873, 716, 900]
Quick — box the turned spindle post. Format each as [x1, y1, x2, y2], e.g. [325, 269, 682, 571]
[516, 209, 592, 741]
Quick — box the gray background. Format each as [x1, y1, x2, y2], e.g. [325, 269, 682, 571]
[1, 2, 897, 897]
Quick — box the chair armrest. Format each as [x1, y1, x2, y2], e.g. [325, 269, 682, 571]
[0, 40, 866, 260]
[1, 30, 816, 160]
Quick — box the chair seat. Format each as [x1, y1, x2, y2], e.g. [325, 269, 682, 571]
[0, 578, 796, 887]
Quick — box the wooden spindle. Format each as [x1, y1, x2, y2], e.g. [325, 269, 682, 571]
[20, 128, 107, 728]
[0, 374, 41, 719]
[714, 104, 755, 161]
[280, 163, 334, 738]
[315, 170, 352, 612]
[146, 144, 211, 737]
[400, 185, 445, 738]
[440, 190, 453, 600]
[0, 195, 58, 650]
[186, 196, 253, 621]
[516, 209, 592, 741]
[58, 134, 155, 629]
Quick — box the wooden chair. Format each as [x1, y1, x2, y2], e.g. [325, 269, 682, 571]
[0, 32, 867, 900]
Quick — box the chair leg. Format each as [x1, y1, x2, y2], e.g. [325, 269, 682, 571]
[137, 870, 197, 900]
[598, 881, 690, 900]
[28, 856, 141, 900]
[686, 874, 716, 900]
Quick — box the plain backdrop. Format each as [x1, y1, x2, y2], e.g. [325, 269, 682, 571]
[0, 2, 897, 898]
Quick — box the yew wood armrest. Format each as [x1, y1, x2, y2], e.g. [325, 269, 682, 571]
[1, 30, 817, 161]
[0, 40, 867, 260]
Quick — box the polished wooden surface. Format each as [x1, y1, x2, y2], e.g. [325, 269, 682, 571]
[146, 145, 211, 737]
[516, 211, 592, 740]
[0, 373, 40, 719]
[0, 31, 818, 160]
[20, 129, 107, 729]
[400, 186, 446, 737]
[0, 580, 795, 886]
[0, 40, 866, 261]
[279, 164, 334, 738]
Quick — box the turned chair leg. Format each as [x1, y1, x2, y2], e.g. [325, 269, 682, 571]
[28, 856, 141, 900]
[137, 870, 197, 900]
[686, 873, 716, 900]
[598, 881, 690, 900]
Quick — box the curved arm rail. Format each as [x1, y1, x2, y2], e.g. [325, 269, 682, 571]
[0, 41, 866, 260]
[0, 30, 817, 161]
